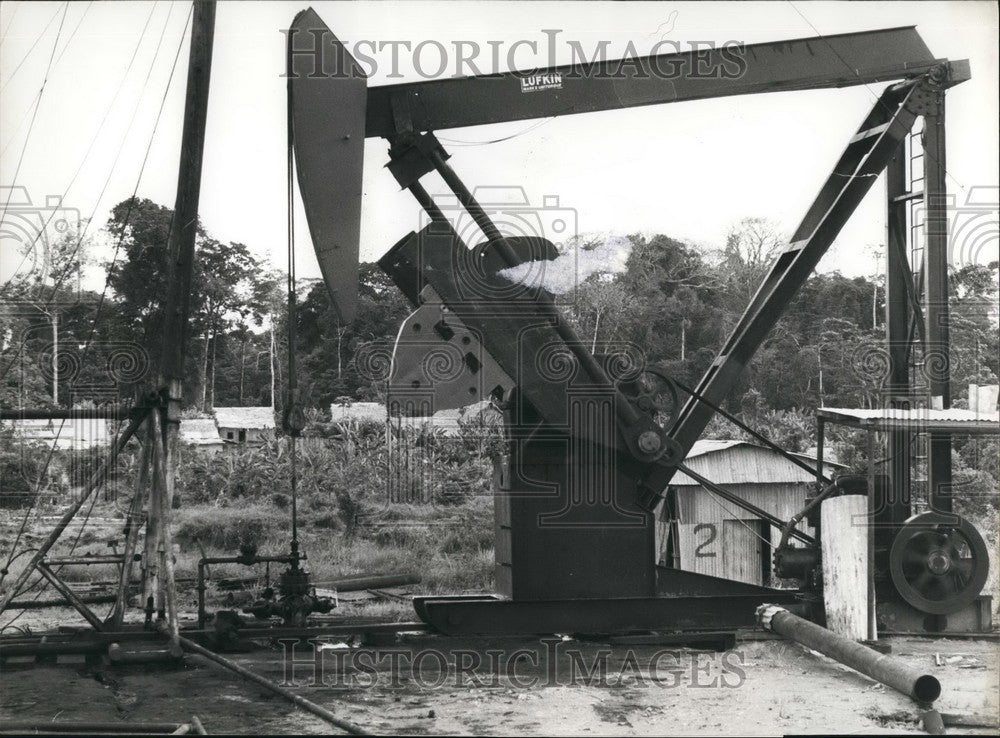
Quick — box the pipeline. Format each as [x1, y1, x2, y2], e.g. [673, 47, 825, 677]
[320, 572, 420, 592]
[0, 721, 187, 733]
[173, 631, 370, 735]
[757, 604, 941, 703]
[8, 594, 117, 610]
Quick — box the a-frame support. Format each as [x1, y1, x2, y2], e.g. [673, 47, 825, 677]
[649, 65, 966, 495]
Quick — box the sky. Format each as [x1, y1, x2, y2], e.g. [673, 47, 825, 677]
[1, 1, 998, 294]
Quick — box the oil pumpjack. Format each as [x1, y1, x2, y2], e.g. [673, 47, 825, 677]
[287, 8, 991, 636]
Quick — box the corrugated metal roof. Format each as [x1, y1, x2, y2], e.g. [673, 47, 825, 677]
[687, 439, 745, 457]
[329, 402, 385, 423]
[819, 406, 1000, 422]
[817, 406, 1000, 434]
[179, 417, 223, 446]
[671, 440, 840, 486]
[213, 406, 275, 429]
[329, 400, 500, 436]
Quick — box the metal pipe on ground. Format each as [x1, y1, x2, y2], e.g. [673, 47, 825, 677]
[173, 632, 370, 735]
[757, 604, 941, 703]
[0, 640, 107, 657]
[319, 573, 420, 592]
[0, 621, 429, 658]
[8, 594, 117, 610]
[44, 555, 129, 566]
[107, 642, 183, 664]
[0, 722, 187, 733]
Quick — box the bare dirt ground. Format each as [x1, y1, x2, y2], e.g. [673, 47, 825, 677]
[2, 630, 998, 735]
[2, 510, 999, 735]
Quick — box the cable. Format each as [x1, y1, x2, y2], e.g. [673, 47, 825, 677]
[0, 2, 18, 46]
[0, 7, 192, 615]
[44, 2, 191, 541]
[1, 0, 92, 140]
[0, 547, 38, 590]
[0, 419, 69, 577]
[72, 3, 189, 364]
[285, 31, 301, 562]
[0, 3, 187, 387]
[784, 0, 967, 195]
[52, 1, 93, 67]
[640, 366, 832, 484]
[0, 2, 68, 222]
[1, 1, 161, 292]
[0, 3, 62, 94]
[438, 116, 557, 147]
[699, 487, 775, 548]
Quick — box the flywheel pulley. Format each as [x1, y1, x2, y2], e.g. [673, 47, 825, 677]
[889, 511, 989, 615]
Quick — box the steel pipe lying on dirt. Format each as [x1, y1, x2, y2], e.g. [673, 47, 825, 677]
[318, 572, 421, 592]
[0, 722, 187, 733]
[174, 632, 370, 735]
[108, 642, 183, 664]
[757, 604, 941, 703]
[7, 594, 117, 610]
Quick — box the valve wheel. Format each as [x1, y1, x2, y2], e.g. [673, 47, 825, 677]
[889, 512, 989, 615]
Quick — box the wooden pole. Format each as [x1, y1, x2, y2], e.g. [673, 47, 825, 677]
[36, 564, 105, 630]
[109, 417, 152, 627]
[149, 0, 216, 642]
[143, 415, 161, 619]
[820, 493, 869, 641]
[159, 0, 216, 379]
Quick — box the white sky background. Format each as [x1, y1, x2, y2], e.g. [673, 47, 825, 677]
[1, 1, 997, 293]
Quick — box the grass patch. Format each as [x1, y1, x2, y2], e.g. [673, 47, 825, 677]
[174, 504, 288, 551]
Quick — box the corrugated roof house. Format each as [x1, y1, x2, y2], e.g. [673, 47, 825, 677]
[213, 406, 275, 443]
[658, 440, 845, 587]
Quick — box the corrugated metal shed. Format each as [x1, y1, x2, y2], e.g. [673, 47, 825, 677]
[660, 441, 844, 586]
